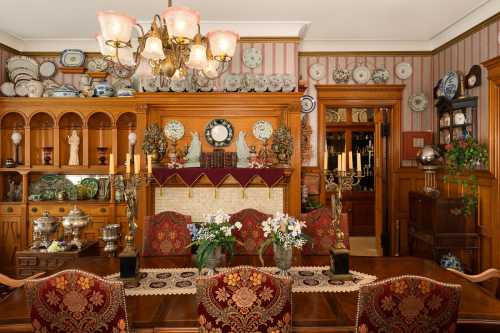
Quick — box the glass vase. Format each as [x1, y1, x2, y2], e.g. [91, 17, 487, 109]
[205, 246, 224, 275]
[273, 243, 293, 276]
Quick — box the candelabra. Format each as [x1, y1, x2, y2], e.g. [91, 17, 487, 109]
[324, 168, 364, 279]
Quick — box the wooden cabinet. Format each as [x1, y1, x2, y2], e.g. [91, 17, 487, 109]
[408, 191, 479, 272]
[0, 203, 23, 269]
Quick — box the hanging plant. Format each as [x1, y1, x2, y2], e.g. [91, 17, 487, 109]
[443, 137, 488, 216]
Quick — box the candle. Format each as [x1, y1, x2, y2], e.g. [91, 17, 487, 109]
[323, 151, 328, 170]
[357, 152, 362, 172]
[41, 128, 46, 148]
[337, 154, 342, 171]
[125, 153, 131, 174]
[99, 127, 104, 147]
[348, 151, 353, 170]
[134, 154, 140, 174]
[341, 152, 346, 172]
[109, 153, 115, 175]
[147, 154, 152, 175]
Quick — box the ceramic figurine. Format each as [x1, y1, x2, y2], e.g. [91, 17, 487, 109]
[184, 132, 202, 167]
[236, 131, 250, 168]
[67, 129, 80, 166]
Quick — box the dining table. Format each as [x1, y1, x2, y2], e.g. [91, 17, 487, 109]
[0, 255, 499, 333]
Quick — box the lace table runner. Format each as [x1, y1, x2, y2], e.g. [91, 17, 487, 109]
[106, 266, 377, 296]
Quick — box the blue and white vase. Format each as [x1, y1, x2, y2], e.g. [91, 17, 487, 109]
[94, 81, 114, 97]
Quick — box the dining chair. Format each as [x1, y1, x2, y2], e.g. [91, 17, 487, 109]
[229, 208, 272, 255]
[196, 266, 292, 333]
[301, 207, 350, 254]
[355, 275, 461, 333]
[25, 269, 129, 333]
[142, 210, 192, 256]
[0, 272, 44, 303]
[448, 267, 500, 299]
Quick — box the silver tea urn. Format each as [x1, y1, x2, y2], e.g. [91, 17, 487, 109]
[62, 206, 90, 250]
[101, 224, 121, 256]
[32, 211, 59, 249]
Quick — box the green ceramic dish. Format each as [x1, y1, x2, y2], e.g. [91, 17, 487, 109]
[80, 178, 99, 199]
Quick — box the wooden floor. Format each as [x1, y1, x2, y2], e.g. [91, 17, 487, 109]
[0, 255, 499, 332]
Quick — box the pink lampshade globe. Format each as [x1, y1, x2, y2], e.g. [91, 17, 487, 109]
[161, 6, 200, 43]
[207, 30, 239, 62]
[97, 10, 136, 45]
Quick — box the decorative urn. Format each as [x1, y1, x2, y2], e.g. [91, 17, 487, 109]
[62, 206, 90, 250]
[416, 145, 441, 166]
[101, 224, 121, 256]
[416, 145, 442, 195]
[32, 211, 59, 249]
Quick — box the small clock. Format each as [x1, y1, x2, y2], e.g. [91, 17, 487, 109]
[454, 111, 466, 125]
[465, 65, 481, 89]
[440, 112, 451, 127]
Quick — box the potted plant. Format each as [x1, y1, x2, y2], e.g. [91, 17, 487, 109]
[443, 137, 488, 216]
[258, 212, 309, 275]
[187, 210, 242, 274]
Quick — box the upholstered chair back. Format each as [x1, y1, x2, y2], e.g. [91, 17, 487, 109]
[301, 207, 350, 254]
[142, 211, 192, 256]
[356, 275, 461, 333]
[229, 208, 272, 255]
[196, 266, 292, 333]
[25, 269, 129, 333]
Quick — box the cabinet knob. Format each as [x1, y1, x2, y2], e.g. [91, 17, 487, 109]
[100, 208, 107, 213]
[59, 207, 65, 213]
[6, 207, 13, 213]
[31, 207, 38, 213]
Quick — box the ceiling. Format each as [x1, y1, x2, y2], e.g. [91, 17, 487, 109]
[0, 0, 498, 52]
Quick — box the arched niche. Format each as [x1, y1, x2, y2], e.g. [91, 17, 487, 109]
[116, 112, 137, 166]
[0, 112, 26, 166]
[58, 112, 84, 167]
[87, 112, 113, 167]
[29, 112, 55, 166]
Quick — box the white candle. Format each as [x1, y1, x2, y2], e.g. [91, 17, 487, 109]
[324, 151, 328, 170]
[99, 127, 104, 147]
[125, 153, 131, 174]
[109, 153, 115, 174]
[357, 152, 362, 172]
[341, 152, 346, 172]
[147, 154, 152, 175]
[134, 154, 140, 174]
[337, 154, 342, 171]
[348, 151, 353, 170]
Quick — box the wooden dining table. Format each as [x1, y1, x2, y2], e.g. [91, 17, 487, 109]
[0, 255, 499, 333]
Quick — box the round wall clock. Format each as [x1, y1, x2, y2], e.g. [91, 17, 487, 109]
[252, 120, 273, 142]
[308, 63, 327, 81]
[300, 95, 316, 113]
[164, 120, 185, 142]
[205, 119, 234, 147]
[396, 62, 413, 80]
[464, 65, 481, 89]
[243, 47, 262, 69]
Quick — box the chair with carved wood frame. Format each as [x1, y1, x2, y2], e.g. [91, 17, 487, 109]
[301, 207, 350, 254]
[142, 211, 193, 256]
[229, 208, 272, 255]
[0, 272, 44, 303]
[448, 268, 500, 299]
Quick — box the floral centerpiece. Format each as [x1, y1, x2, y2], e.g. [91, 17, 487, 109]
[443, 137, 488, 216]
[188, 210, 242, 273]
[258, 212, 308, 274]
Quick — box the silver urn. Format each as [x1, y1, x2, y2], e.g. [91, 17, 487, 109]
[416, 145, 442, 195]
[62, 206, 90, 250]
[416, 145, 441, 166]
[101, 224, 121, 256]
[32, 211, 59, 249]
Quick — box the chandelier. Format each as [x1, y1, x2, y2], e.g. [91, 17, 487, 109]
[95, 0, 239, 80]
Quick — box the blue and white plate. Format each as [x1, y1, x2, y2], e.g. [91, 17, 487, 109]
[301, 95, 316, 113]
[60, 49, 86, 67]
[440, 71, 459, 100]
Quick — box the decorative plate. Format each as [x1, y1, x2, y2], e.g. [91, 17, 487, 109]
[86, 57, 108, 72]
[0, 82, 16, 97]
[9, 67, 38, 82]
[111, 63, 134, 79]
[81, 178, 99, 199]
[353, 109, 368, 122]
[396, 62, 413, 80]
[60, 49, 86, 67]
[332, 69, 350, 84]
[205, 119, 234, 147]
[352, 66, 371, 84]
[14, 81, 29, 97]
[268, 74, 283, 92]
[254, 75, 268, 92]
[301, 95, 316, 113]
[224, 74, 241, 92]
[240, 73, 256, 92]
[243, 47, 262, 69]
[282, 74, 296, 92]
[440, 71, 459, 100]
[408, 93, 428, 112]
[7, 56, 38, 74]
[14, 73, 35, 83]
[252, 120, 273, 141]
[39, 61, 57, 78]
[164, 120, 185, 141]
[372, 68, 390, 83]
[309, 63, 327, 81]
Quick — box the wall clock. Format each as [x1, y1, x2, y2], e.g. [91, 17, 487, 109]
[243, 47, 262, 69]
[464, 65, 481, 89]
[454, 111, 466, 125]
[308, 63, 326, 81]
[396, 62, 413, 80]
[205, 119, 234, 147]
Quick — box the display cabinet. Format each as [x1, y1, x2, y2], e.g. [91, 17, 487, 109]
[436, 96, 478, 146]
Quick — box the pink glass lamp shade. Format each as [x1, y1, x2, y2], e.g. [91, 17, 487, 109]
[142, 36, 165, 60]
[207, 30, 239, 62]
[161, 6, 200, 44]
[186, 44, 208, 70]
[96, 33, 115, 58]
[202, 59, 222, 79]
[97, 10, 136, 46]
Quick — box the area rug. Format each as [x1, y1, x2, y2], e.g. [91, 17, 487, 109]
[106, 266, 377, 296]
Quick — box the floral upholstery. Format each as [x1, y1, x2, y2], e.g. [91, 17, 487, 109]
[142, 211, 192, 256]
[229, 209, 272, 255]
[24, 269, 129, 333]
[356, 275, 461, 333]
[196, 266, 292, 333]
[301, 207, 350, 254]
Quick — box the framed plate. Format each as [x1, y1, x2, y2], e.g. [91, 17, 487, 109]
[252, 120, 273, 141]
[352, 66, 371, 84]
[440, 71, 459, 100]
[39, 61, 57, 78]
[60, 49, 85, 67]
[308, 63, 327, 81]
[164, 120, 185, 141]
[243, 47, 262, 69]
[205, 119, 234, 147]
[332, 69, 350, 83]
[408, 93, 428, 112]
[0, 82, 16, 97]
[396, 62, 413, 80]
[301, 95, 316, 113]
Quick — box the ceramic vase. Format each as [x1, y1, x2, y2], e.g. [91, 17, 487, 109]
[273, 243, 293, 275]
[205, 246, 224, 275]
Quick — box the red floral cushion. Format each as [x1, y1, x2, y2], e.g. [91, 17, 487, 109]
[24, 269, 129, 333]
[301, 207, 350, 254]
[229, 209, 272, 255]
[196, 266, 292, 333]
[356, 275, 461, 333]
[142, 211, 192, 256]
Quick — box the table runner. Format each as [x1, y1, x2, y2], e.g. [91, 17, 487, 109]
[106, 266, 377, 296]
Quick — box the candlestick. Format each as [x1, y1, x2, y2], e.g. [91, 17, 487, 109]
[147, 155, 152, 175]
[324, 151, 328, 170]
[348, 151, 353, 170]
[109, 153, 115, 175]
[357, 153, 361, 172]
[134, 154, 140, 174]
[126, 153, 131, 174]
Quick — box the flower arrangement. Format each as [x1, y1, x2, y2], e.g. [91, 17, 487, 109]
[443, 137, 488, 216]
[258, 212, 308, 265]
[187, 210, 242, 270]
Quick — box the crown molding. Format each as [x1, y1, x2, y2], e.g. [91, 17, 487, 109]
[0, 31, 24, 52]
[299, 50, 432, 57]
[299, 40, 433, 53]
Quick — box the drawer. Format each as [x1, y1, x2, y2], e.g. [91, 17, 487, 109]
[0, 205, 22, 215]
[116, 205, 128, 217]
[29, 205, 69, 216]
[16, 256, 38, 267]
[86, 206, 110, 216]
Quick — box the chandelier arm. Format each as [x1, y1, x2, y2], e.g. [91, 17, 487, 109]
[133, 23, 147, 65]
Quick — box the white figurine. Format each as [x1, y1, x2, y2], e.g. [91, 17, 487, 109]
[236, 131, 250, 168]
[185, 131, 201, 167]
[67, 129, 80, 166]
